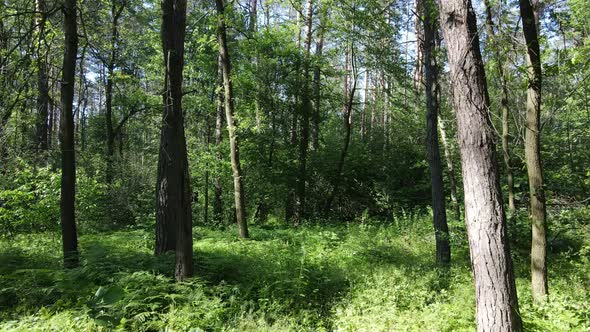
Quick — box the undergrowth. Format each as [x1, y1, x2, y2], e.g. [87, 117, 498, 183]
[0, 210, 588, 331]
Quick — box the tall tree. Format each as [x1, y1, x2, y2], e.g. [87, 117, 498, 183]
[519, 0, 547, 302]
[35, 0, 50, 152]
[60, 0, 79, 268]
[104, 0, 126, 184]
[422, 0, 450, 265]
[437, 0, 523, 329]
[213, 55, 224, 225]
[485, 0, 515, 214]
[155, 0, 193, 281]
[293, 0, 314, 224]
[216, 0, 249, 238]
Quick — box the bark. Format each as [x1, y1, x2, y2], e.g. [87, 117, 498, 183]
[484, 0, 515, 214]
[423, 0, 450, 265]
[312, 13, 324, 150]
[155, 0, 193, 281]
[438, 0, 523, 329]
[293, 0, 314, 225]
[216, 0, 249, 238]
[519, 0, 547, 303]
[213, 56, 224, 225]
[324, 50, 356, 214]
[361, 71, 369, 140]
[60, 0, 79, 269]
[105, 1, 124, 184]
[413, 0, 424, 90]
[437, 117, 460, 220]
[35, 0, 50, 152]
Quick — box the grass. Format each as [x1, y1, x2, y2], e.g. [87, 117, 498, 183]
[0, 211, 589, 331]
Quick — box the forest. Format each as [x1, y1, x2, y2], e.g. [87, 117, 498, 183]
[0, 0, 589, 330]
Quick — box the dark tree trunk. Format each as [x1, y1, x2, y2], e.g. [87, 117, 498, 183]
[105, 1, 124, 184]
[519, 0, 547, 303]
[35, 0, 50, 152]
[324, 51, 356, 214]
[312, 8, 324, 150]
[423, 0, 450, 265]
[294, 0, 314, 225]
[216, 0, 249, 238]
[155, 0, 193, 281]
[60, 0, 79, 269]
[438, 0, 523, 329]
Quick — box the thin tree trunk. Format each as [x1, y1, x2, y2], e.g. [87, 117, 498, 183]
[361, 71, 369, 140]
[60, 0, 79, 269]
[293, 0, 314, 225]
[413, 0, 424, 90]
[35, 0, 49, 152]
[325, 49, 356, 213]
[213, 57, 224, 225]
[216, 0, 249, 238]
[105, 1, 124, 184]
[312, 12, 324, 150]
[485, 0, 515, 215]
[519, 0, 547, 303]
[437, 117, 460, 220]
[423, 1, 450, 265]
[156, 0, 193, 281]
[438, 0, 523, 329]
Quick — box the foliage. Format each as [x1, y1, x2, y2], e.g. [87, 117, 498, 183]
[0, 211, 588, 331]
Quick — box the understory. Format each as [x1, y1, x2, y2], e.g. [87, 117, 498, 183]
[0, 210, 588, 331]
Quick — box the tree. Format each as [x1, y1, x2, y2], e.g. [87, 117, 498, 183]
[484, 0, 515, 215]
[155, 0, 193, 281]
[60, 0, 79, 268]
[215, 0, 249, 239]
[422, 0, 450, 265]
[519, 0, 547, 303]
[437, 0, 523, 329]
[34, 0, 50, 152]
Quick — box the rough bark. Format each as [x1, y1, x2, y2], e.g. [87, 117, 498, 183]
[35, 0, 50, 152]
[519, 0, 547, 303]
[438, 0, 523, 329]
[60, 0, 79, 269]
[423, 0, 450, 265]
[216, 0, 249, 238]
[155, 0, 193, 281]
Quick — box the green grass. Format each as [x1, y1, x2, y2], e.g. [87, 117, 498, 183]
[0, 212, 588, 331]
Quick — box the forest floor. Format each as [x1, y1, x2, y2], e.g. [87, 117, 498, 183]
[0, 211, 589, 331]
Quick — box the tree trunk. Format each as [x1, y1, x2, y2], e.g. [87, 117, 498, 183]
[519, 0, 547, 303]
[156, 0, 193, 281]
[361, 71, 369, 140]
[484, 0, 516, 215]
[413, 0, 424, 90]
[60, 0, 79, 269]
[216, 0, 249, 239]
[423, 1, 450, 265]
[105, 1, 125, 184]
[293, 0, 314, 225]
[35, 0, 50, 152]
[437, 117, 460, 220]
[213, 57, 224, 225]
[312, 13, 324, 150]
[438, 0, 523, 329]
[325, 50, 356, 214]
